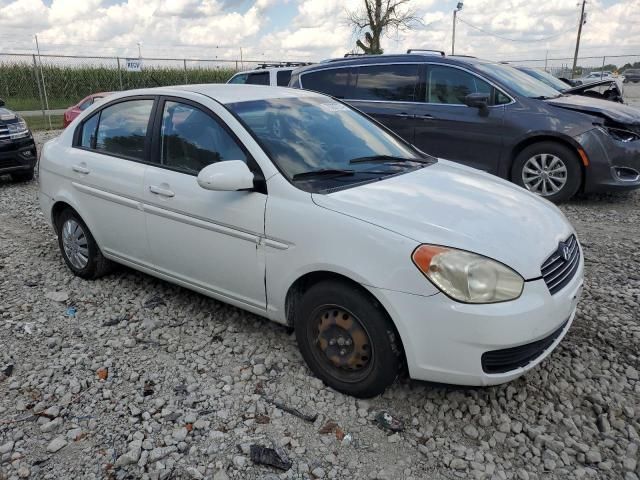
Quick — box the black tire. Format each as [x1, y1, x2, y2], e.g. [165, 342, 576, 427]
[294, 280, 401, 398]
[512, 141, 582, 203]
[56, 208, 113, 279]
[10, 169, 34, 182]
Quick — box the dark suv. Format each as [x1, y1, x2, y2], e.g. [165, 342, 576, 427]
[290, 53, 640, 202]
[624, 69, 640, 83]
[0, 98, 37, 181]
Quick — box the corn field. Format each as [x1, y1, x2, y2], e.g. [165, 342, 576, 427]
[0, 53, 275, 113]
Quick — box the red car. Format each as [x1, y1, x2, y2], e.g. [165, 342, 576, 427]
[63, 92, 113, 127]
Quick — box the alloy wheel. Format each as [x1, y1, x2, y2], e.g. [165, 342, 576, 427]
[522, 153, 568, 197]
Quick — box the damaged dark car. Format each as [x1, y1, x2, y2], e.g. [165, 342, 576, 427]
[291, 54, 640, 202]
[0, 98, 37, 182]
[515, 65, 625, 103]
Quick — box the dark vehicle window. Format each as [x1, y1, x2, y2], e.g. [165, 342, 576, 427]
[517, 67, 569, 92]
[301, 69, 351, 98]
[228, 97, 427, 192]
[80, 113, 99, 148]
[95, 100, 153, 160]
[246, 72, 270, 85]
[276, 70, 292, 86]
[160, 101, 246, 174]
[228, 73, 248, 84]
[78, 98, 93, 111]
[427, 66, 493, 105]
[353, 64, 419, 101]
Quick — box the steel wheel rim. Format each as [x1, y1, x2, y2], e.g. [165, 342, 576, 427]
[522, 153, 568, 197]
[308, 305, 374, 383]
[62, 219, 89, 270]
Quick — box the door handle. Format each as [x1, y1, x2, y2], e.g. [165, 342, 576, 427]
[416, 114, 434, 120]
[149, 185, 175, 198]
[71, 164, 90, 174]
[394, 113, 413, 119]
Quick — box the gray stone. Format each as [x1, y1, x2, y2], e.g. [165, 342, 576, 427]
[46, 437, 67, 453]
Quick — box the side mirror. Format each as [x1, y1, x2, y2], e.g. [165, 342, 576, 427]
[464, 93, 490, 115]
[197, 160, 255, 191]
[0, 98, 5, 107]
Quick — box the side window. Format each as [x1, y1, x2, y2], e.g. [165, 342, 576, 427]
[95, 99, 153, 161]
[301, 69, 351, 98]
[427, 66, 494, 105]
[80, 113, 99, 148]
[276, 70, 292, 86]
[229, 73, 248, 84]
[353, 64, 419, 101]
[160, 101, 246, 175]
[246, 72, 270, 85]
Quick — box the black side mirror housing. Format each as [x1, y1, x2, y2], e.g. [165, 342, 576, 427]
[464, 93, 490, 115]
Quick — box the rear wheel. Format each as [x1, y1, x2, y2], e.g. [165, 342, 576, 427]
[56, 209, 112, 279]
[512, 142, 582, 203]
[294, 280, 401, 398]
[10, 169, 34, 182]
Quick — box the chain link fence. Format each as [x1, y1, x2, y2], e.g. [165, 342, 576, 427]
[0, 53, 292, 128]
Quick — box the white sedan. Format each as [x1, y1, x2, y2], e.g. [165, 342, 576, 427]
[38, 85, 583, 397]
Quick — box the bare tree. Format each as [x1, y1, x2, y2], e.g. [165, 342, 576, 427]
[347, 0, 422, 55]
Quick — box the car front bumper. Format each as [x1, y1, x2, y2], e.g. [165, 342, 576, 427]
[368, 254, 583, 386]
[577, 127, 640, 193]
[0, 135, 37, 175]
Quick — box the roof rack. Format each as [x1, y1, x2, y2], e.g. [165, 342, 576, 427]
[450, 55, 477, 59]
[344, 53, 367, 58]
[406, 49, 445, 56]
[255, 62, 313, 70]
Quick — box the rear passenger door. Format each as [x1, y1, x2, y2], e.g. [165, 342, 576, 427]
[70, 97, 154, 264]
[412, 65, 507, 173]
[346, 64, 420, 144]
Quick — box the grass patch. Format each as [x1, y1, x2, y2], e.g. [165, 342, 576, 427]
[25, 115, 64, 131]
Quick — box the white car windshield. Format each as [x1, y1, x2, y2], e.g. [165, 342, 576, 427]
[227, 97, 431, 191]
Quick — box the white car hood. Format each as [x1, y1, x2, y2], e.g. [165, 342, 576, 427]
[311, 160, 575, 280]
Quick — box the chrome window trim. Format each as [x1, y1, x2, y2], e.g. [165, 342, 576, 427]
[299, 61, 516, 108]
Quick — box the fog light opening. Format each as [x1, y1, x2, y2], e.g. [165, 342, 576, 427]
[613, 167, 640, 182]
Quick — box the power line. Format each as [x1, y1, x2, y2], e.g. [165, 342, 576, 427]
[456, 16, 575, 43]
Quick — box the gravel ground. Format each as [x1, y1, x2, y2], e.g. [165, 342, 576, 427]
[1, 131, 639, 480]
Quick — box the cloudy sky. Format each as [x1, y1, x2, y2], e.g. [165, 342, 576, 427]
[0, 0, 639, 65]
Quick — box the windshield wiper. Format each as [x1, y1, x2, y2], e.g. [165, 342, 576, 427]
[349, 155, 430, 165]
[292, 169, 355, 180]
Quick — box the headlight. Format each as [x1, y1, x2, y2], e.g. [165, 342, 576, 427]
[599, 126, 639, 143]
[412, 245, 524, 304]
[7, 118, 29, 139]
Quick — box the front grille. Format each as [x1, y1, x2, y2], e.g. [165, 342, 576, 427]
[481, 320, 568, 374]
[541, 235, 580, 295]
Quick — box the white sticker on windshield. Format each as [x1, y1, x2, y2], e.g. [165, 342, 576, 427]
[319, 102, 349, 112]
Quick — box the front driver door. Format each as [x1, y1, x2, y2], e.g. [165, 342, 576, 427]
[412, 65, 507, 173]
[143, 98, 267, 311]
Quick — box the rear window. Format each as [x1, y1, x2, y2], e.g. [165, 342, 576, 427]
[352, 64, 419, 101]
[301, 68, 352, 98]
[276, 70, 292, 86]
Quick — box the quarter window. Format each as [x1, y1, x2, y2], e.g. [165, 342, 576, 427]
[301, 69, 352, 98]
[94, 99, 153, 161]
[426, 66, 509, 106]
[160, 101, 246, 174]
[353, 64, 419, 101]
[229, 73, 248, 84]
[79, 113, 99, 148]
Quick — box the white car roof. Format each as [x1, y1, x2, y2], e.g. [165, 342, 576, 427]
[233, 67, 294, 75]
[107, 84, 323, 105]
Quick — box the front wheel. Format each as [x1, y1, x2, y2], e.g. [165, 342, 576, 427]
[11, 169, 34, 182]
[512, 142, 582, 203]
[294, 280, 401, 398]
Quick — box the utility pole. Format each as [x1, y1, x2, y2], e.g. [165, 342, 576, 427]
[452, 2, 463, 55]
[571, 0, 587, 78]
[137, 42, 142, 59]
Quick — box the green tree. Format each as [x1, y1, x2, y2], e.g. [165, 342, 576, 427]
[347, 0, 421, 55]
